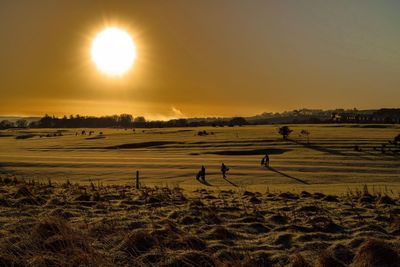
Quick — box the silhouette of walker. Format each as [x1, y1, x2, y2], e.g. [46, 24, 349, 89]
[261, 153, 270, 167]
[221, 163, 229, 178]
[196, 165, 206, 182]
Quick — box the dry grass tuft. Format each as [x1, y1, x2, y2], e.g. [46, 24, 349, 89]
[204, 225, 237, 240]
[329, 243, 354, 264]
[289, 253, 311, 267]
[117, 229, 156, 256]
[27, 255, 61, 267]
[162, 251, 215, 267]
[377, 195, 396, 205]
[315, 252, 345, 267]
[241, 251, 271, 267]
[351, 239, 399, 267]
[0, 215, 108, 266]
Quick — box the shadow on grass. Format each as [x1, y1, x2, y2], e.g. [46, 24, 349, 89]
[363, 149, 400, 159]
[196, 178, 212, 186]
[204, 148, 290, 156]
[289, 139, 345, 156]
[223, 177, 238, 187]
[266, 166, 309, 185]
[289, 139, 373, 161]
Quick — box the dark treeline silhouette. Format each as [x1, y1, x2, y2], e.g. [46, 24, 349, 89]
[1, 108, 399, 129]
[28, 114, 135, 128]
[0, 115, 249, 129]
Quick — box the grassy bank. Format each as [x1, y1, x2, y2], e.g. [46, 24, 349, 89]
[0, 179, 399, 266]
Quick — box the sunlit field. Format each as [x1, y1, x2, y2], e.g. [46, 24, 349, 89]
[0, 124, 399, 193]
[1, 124, 400, 266]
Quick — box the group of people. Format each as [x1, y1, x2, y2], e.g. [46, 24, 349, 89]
[196, 153, 270, 182]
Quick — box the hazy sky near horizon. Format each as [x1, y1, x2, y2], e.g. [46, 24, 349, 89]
[1, 0, 399, 119]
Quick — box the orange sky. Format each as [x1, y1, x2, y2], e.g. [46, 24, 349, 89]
[1, 1, 399, 119]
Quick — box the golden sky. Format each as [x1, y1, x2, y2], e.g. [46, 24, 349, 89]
[1, 1, 399, 119]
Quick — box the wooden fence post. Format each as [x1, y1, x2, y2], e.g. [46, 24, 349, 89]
[136, 170, 140, 189]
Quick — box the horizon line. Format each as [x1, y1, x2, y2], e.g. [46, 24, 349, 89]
[1, 107, 399, 121]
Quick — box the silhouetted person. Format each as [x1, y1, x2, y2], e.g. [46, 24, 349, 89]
[196, 165, 206, 182]
[200, 165, 206, 181]
[221, 163, 229, 178]
[261, 153, 270, 167]
[196, 171, 201, 181]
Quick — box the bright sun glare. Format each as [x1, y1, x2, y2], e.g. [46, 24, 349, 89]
[91, 27, 136, 76]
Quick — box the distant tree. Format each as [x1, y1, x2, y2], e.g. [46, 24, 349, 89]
[394, 133, 400, 146]
[0, 120, 14, 129]
[38, 114, 54, 128]
[229, 117, 248, 126]
[119, 114, 133, 128]
[133, 116, 146, 128]
[16, 119, 28, 128]
[167, 119, 188, 127]
[134, 116, 146, 123]
[28, 121, 38, 128]
[300, 129, 310, 143]
[278, 126, 292, 140]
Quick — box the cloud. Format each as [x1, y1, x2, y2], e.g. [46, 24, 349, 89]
[171, 106, 185, 118]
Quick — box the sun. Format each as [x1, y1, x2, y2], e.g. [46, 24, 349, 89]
[91, 27, 137, 76]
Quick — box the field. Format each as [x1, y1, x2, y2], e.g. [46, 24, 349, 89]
[0, 124, 399, 192]
[0, 124, 400, 266]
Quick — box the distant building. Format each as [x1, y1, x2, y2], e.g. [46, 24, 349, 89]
[332, 112, 360, 122]
[373, 109, 400, 123]
[332, 109, 400, 123]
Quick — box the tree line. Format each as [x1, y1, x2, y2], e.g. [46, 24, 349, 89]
[0, 114, 249, 129]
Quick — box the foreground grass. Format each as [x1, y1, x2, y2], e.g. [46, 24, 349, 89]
[0, 179, 399, 266]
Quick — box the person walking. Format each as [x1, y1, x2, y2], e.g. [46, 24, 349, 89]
[200, 165, 206, 182]
[221, 163, 229, 178]
[196, 170, 202, 181]
[264, 153, 270, 167]
[261, 153, 270, 167]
